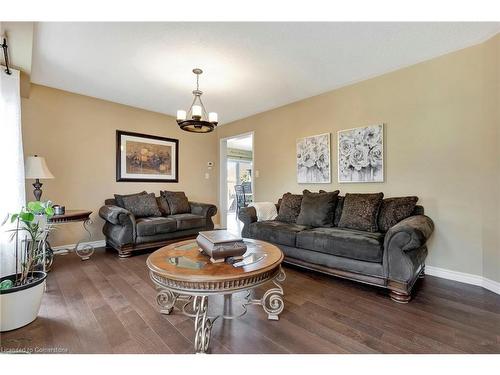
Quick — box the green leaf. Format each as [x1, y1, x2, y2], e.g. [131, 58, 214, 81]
[20, 212, 35, 222]
[0, 279, 13, 290]
[9, 214, 19, 223]
[27, 201, 43, 212]
[45, 206, 54, 217]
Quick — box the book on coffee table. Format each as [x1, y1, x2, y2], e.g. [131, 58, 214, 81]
[196, 230, 247, 263]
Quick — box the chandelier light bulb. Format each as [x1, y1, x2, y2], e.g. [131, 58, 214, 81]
[209, 112, 218, 123]
[177, 110, 186, 121]
[192, 105, 202, 119]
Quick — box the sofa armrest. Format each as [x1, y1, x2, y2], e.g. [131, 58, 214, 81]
[189, 202, 217, 218]
[383, 215, 434, 286]
[384, 215, 434, 253]
[99, 205, 135, 226]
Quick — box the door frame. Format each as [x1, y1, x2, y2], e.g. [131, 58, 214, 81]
[219, 131, 254, 228]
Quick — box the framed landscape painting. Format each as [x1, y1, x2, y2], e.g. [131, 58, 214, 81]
[116, 130, 179, 182]
[337, 124, 384, 183]
[296, 133, 331, 183]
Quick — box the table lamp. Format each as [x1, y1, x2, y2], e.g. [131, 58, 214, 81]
[25, 155, 55, 201]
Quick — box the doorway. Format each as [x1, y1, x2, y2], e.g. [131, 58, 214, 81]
[219, 132, 254, 234]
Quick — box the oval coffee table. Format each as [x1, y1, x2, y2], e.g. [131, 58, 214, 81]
[146, 238, 285, 353]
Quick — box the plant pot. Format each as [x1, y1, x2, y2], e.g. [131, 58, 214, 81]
[0, 271, 47, 332]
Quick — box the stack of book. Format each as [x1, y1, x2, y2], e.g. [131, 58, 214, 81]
[196, 230, 247, 263]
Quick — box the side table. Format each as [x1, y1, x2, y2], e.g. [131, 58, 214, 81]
[48, 210, 95, 262]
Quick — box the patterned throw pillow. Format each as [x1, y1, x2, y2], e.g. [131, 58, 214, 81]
[276, 193, 303, 223]
[156, 196, 171, 216]
[161, 191, 191, 215]
[296, 190, 340, 227]
[333, 196, 345, 227]
[114, 191, 147, 208]
[338, 193, 384, 232]
[378, 196, 418, 232]
[121, 192, 162, 218]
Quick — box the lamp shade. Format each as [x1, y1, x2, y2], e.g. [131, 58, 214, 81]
[25, 156, 55, 179]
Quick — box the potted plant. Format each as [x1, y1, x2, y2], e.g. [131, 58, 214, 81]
[0, 201, 54, 332]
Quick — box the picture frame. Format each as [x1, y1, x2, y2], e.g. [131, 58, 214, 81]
[296, 132, 331, 184]
[116, 130, 179, 182]
[337, 124, 384, 183]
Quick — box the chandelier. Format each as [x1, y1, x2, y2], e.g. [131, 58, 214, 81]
[176, 68, 218, 133]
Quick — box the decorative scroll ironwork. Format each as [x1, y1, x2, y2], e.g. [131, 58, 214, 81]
[245, 267, 286, 320]
[149, 263, 287, 353]
[74, 219, 95, 260]
[156, 289, 178, 315]
[193, 296, 215, 353]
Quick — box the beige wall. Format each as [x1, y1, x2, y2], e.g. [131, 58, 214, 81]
[22, 85, 219, 246]
[217, 34, 500, 281]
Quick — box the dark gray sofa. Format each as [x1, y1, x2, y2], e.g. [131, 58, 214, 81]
[239, 199, 434, 303]
[99, 198, 217, 258]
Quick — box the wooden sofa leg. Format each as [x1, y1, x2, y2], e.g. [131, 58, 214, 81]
[389, 290, 411, 304]
[118, 250, 132, 258]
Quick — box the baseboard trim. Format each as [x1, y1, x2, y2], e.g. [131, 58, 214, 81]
[52, 240, 106, 254]
[426, 265, 500, 295]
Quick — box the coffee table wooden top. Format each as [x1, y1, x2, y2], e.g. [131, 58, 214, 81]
[147, 238, 283, 283]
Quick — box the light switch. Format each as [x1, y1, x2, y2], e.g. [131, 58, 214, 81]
[205, 173, 210, 179]
[255, 170, 260, 178]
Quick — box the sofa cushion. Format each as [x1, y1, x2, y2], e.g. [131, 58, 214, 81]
[333, 196, 344, 227]
[296, 227, 385, 263]
[276, 193, 303, 223]
[136, 217, 177, 236]
[156, 196, 171, 216]
[114, 191, 147, 209]
[338, 193, 384, 232]
[161, 191, 191, 215]
[121, 192, 162, 218]
[296, 190, 339, 227]
[378, 196, 418, 232]
[247, 220, 310, 247]
[169, 213, 206, 230]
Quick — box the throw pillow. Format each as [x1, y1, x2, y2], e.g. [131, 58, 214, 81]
[296, 190, 339, 227]
[338, 193, 384, 232]
[114, 191, 147, 208]
[121, 192, 162, 218]
[378, 196, 418, 232]
[276, 193, 303, 223]
[161, 191, 191, 215]
[156, 196, 171, 216]
[333, 196, 345, 227]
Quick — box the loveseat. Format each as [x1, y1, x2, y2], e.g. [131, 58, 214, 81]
[239, 191, 434, 302]
[99, 191, 217, 258]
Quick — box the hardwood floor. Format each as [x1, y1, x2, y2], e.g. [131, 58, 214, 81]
[2, 248, 500, 354]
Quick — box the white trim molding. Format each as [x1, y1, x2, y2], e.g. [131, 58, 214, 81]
[52, 240, 106, 254]
[426, 266, 500, 295]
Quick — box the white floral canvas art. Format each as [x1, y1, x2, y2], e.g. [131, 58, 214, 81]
[297, 133, 331, 183]
[338, 124, 384, 183]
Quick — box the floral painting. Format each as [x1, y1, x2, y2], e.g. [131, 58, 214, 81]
[338, 124, 384, 183]
[116, 130, 179, 182]
[297, 133, 331, 183]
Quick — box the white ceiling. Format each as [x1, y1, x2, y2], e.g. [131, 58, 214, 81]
[32, 22, 500, 124]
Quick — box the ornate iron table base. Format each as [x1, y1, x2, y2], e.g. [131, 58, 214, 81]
[154, 268, 286, 354]
[55, 218, 95, 261]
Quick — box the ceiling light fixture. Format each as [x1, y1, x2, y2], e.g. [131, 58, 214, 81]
[176, 68, 218, 133]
